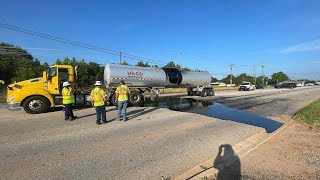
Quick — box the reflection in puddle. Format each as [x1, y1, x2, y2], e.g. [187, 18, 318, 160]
[149, 97, 283, 133]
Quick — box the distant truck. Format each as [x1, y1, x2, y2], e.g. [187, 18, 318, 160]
[239, 82, 255, 91]
[7, 64, 214, 114]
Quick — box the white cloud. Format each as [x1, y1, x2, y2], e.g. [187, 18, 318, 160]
[281, 39, 320, 53]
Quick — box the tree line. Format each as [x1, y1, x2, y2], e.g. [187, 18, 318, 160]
[0, 43, 315, 88]
[0, 43, 207, 88]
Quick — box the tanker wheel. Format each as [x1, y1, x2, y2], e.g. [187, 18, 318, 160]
[187, 91, 193, 96]
[201, 90, 207, 97]
[129, 91, 143, 106]
[111, 93, 118, 107]
[23, 96, 49, 114]
[208, 89, 214, 96]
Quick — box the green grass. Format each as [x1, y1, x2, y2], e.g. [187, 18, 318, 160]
[296, 99, 320, 130]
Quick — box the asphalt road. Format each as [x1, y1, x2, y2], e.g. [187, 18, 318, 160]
[0, 86, 319, 180]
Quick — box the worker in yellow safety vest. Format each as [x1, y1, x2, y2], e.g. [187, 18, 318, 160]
[115, 80, 130, 121]
[62, 81, 76, 121]
[90, 81, 107, 125]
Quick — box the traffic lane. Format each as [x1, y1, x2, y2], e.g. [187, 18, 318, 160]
[1, 86, 318, 179]
[215, 86, 320, 118]
[195, 86, 320, 119]
[171, 86, 318, 100]
[0, 107, 263, 179]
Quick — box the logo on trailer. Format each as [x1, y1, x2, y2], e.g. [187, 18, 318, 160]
[127, 71, 144, 77]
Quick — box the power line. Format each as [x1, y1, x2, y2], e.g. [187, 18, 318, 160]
[0, 24, 167, 65]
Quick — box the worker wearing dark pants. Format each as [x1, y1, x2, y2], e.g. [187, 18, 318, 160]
[64, 104, 74, 120]
[62, 81, 76, 121]
[95, 105, 106, 124]
[90, 81, 107, 125]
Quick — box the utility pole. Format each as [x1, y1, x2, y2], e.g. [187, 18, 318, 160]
[229, 64, 234, 86]
[262, 65, 264, 85]
[179, 50, 182, 68]
[120, 51, 122, 64]
[254, 65, 256, 85]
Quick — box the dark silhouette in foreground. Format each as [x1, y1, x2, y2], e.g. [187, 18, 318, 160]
[214, 144, 241, 180]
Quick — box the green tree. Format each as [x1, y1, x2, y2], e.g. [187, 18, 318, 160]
[181, 67, 191, 71]
[211, 77, 219, 82]
[221, 75, 237, 85]
[70, 57, 77, 67]
[164, 61, 176, 68]
[271, 72, 289, 84]
[63, 57, 71, 65]
[136, 60, 150, 67]
[55, 58, 62, 65]
[236, 73, 254, 85]
[121, 61, 129, 65]
[0, 43, 45, 83]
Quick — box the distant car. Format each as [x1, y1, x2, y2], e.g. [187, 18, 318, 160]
[256, 84, 264, 89]
[239, 82, 255, 91]
[275, 83, 297, 89]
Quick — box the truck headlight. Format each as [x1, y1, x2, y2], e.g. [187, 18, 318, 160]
[8, 96, 16, 101]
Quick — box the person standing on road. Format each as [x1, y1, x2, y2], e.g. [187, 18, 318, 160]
[90, 81, 107, 125]
[116, 80, 130, 121]
[62, 81, 77, 121]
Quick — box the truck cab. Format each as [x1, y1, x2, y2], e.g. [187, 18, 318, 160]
[7, 65, 75, 113]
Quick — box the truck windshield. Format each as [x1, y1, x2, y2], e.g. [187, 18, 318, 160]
[241, 83, 249, 85]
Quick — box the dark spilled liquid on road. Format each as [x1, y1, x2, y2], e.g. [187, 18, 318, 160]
[147, 97, 283, 133]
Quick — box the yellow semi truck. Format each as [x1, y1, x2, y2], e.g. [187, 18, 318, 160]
[7, 63, 214, 114]
[7, 64, 92, 114]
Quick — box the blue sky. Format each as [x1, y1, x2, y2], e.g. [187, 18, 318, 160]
[1, 0, 320, 80]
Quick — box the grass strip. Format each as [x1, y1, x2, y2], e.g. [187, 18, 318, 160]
[296, 99, 320, 130]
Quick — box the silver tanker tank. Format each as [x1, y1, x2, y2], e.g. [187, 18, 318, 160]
[180, 71, 211, 87]
[104, 64, 167, 88]
[104, 64, 211, 88]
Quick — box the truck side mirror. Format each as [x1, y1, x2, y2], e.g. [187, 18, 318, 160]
[43, 71, 48, 82]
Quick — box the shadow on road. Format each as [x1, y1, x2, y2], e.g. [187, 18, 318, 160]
[126, 107, 159, 121]
[214, 144, 241, 180]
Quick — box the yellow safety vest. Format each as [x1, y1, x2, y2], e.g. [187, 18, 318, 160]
[62, 87, 75, 104]
[90, 87, 106, 106]
[116, 85, 129, 101]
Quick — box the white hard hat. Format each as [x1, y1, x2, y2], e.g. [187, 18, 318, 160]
[63, 81, 71, 87]
[94, 81, 102, 86]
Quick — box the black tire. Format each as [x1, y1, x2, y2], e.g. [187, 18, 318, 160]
[187, 91, 193, 96]
[111, 93, 117, 106]
[208, 89, 214, 96]
[129, 91, 143, 106]
[201, 90, 207, 97]
[23, 96, 49, 114]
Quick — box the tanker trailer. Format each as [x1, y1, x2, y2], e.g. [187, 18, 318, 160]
[104, 64, 214, 106]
